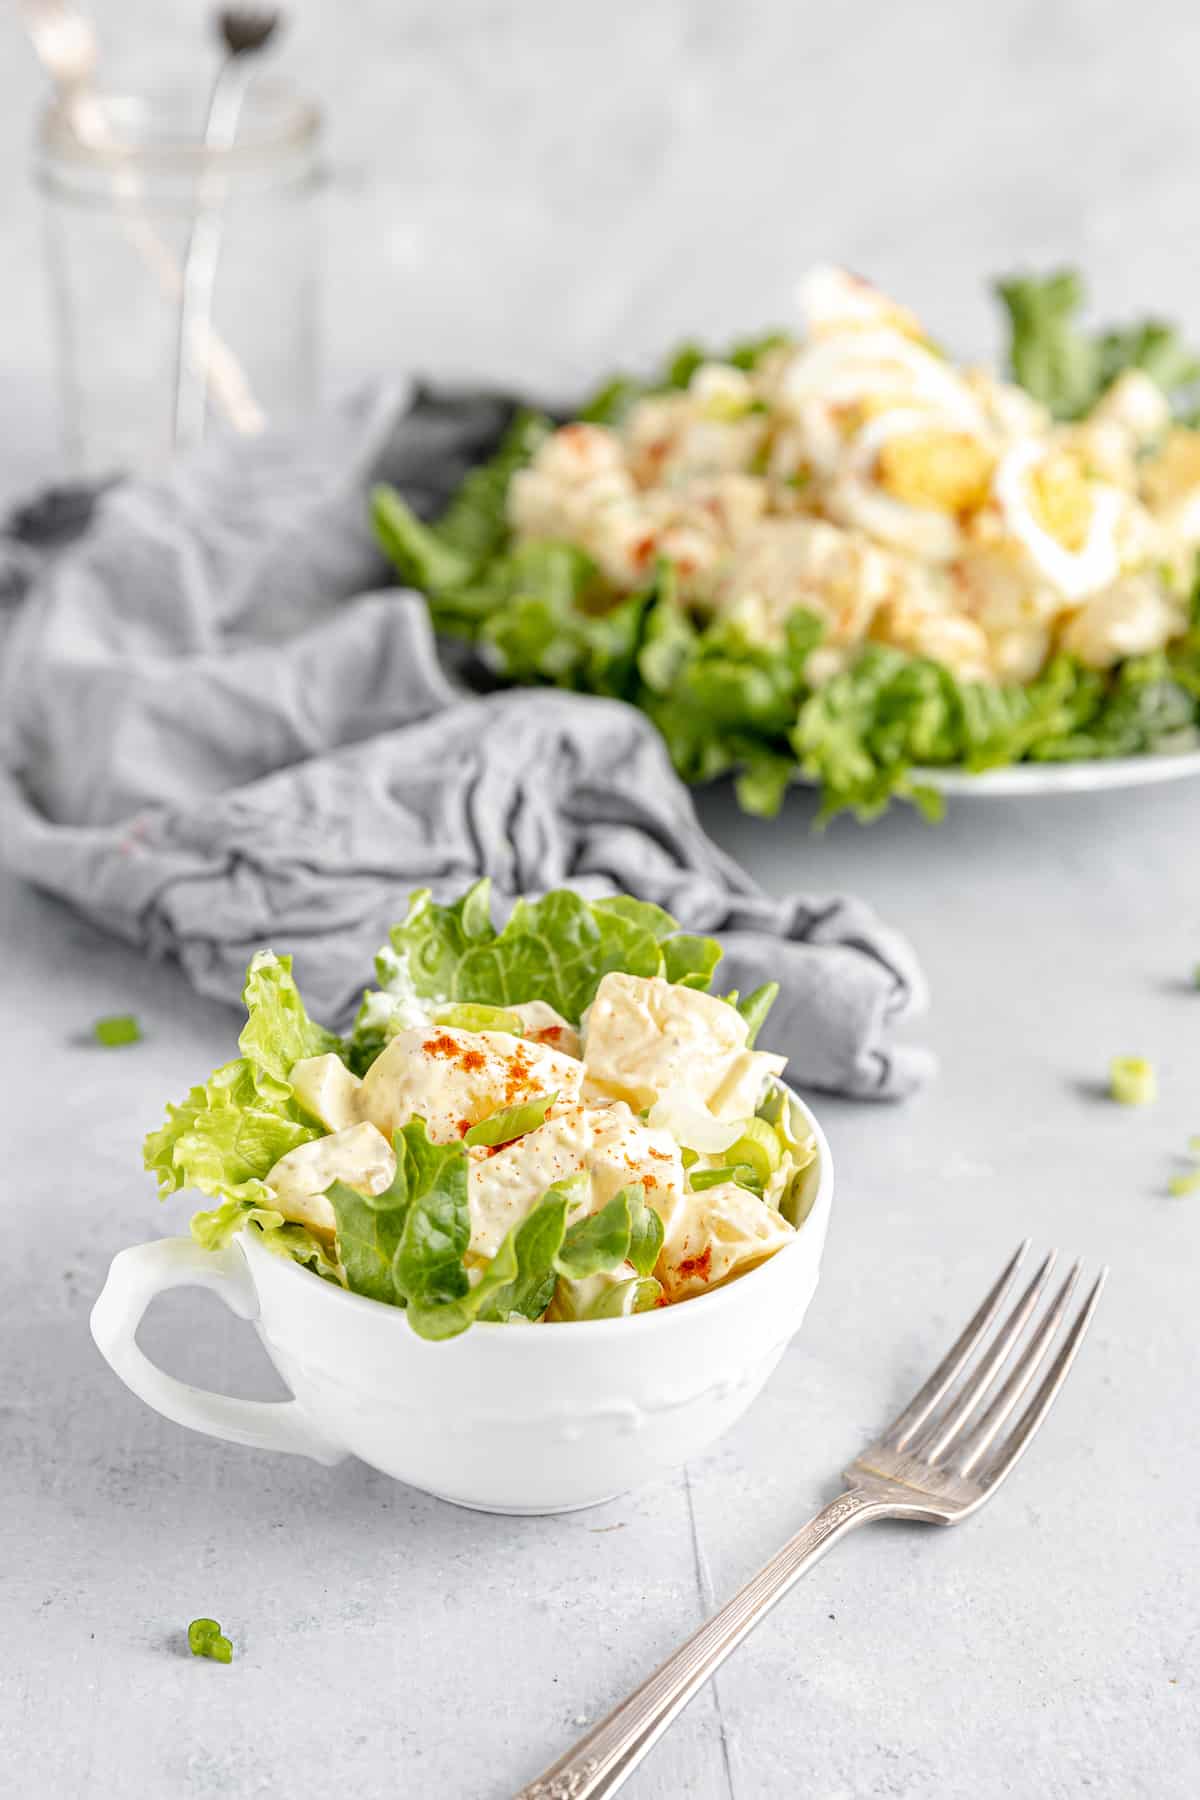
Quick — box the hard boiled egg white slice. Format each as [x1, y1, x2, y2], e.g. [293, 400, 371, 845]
[795, 265, 926, 340]
[825, 408, 988, 561]
[779, 330, 986, 425]
[993, 441, 1124, 601]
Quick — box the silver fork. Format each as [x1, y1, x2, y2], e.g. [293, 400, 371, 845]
[515, 1241, 1106, 1800]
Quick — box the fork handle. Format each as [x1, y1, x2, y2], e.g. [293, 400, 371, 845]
[513, 1485, 885, 1799]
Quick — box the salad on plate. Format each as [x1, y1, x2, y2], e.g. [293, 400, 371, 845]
[373, 267, 1200, 820]
[145, 883, 818, 1338]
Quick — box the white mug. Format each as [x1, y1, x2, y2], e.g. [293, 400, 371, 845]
[91, 1089, 833, 1514]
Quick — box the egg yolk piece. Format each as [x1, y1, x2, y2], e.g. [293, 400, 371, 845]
[1026, 452, 1093, 551]
[874, 429, 995, 515]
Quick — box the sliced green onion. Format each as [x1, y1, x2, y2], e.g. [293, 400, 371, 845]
[584, 1275, 662, 1319]
[1109, 1057, 1157, 1106]
[434, 1004, 523, 1035]
[464, 1091, 556, 1148]
[780, 1164, 819, 1229]
[688, 1163, 761, 1193]
[93, 1014, 142, 1047]
[721, 1117, 782, 1184]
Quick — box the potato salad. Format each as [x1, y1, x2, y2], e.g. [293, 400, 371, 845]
[506, 267, 1198, 687]
[145, 884, 818, 1337]
[373, 267, 1200, 821]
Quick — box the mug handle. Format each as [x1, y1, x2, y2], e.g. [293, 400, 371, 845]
[90, 1236, 345, 1465]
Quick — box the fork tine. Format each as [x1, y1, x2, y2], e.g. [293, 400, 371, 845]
[889, 1240, 1030, 1451]
[978, 1269, 1107, 1490]
[919, 1249, 1058, 1463]
[953, 1260, 1082, 1476]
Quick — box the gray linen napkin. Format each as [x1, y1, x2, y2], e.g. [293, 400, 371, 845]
[0, 382, 933, 1098]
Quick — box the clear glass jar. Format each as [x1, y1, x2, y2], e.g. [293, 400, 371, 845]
[35, 81, 322, 478]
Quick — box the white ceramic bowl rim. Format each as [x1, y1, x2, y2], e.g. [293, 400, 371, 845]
[241, 1085, 833, 1342]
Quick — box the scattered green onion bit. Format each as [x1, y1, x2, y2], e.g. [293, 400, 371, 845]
[93, 1014, 141, 1047]
[187, 1618, 232, 1663]
[1109, 1057, 1156, 1106]
[464, 1092, 555, 1149]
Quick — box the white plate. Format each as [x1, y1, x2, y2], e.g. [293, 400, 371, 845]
[909, 749, 1200, 797]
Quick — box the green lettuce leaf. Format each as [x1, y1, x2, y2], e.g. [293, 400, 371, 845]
[995, 270, 1101, 421]
[484, 1182, 661, 1323]
[734, 751, 795, 818]
[253, 1220, 344, 1282]
[637, 578, 698, 695]
[370, 487, 476, 597]
[623, 1185, 665, 1277]
[144, 1057, 312, 1211]
[145, 951, 347, 1266]
[354, 881, 723, 1062]
[472, 1182, 578, 1325]
[1096, 320, 1200, 404]
[644, 608, 824, 812]
[327, 1120, 471, 1310]
[996, 269, 1200, 420]
[329, 1144, 663, 1337]
[556, 1188, 641, 1279]
[431, 411, 554, 567]
[480, 549, 652, 697]
[238, 950, 342, 1088]
[580, 329, 791, 425]
[390, 1131, 473, 1309]
[325, 1179, 406, 1305]
[371, 412, 555, 631]
[189, 1196, 284, 1251]
[183, 1179, 344, 1284]
[792, 637, 1200, 823]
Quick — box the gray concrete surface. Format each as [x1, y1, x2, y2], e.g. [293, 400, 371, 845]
[3, 3, 1200, 1793]
[3, 773, 1198, 1799]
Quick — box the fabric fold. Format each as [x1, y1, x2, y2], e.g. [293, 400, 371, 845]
[0, 385, 933, 1100]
